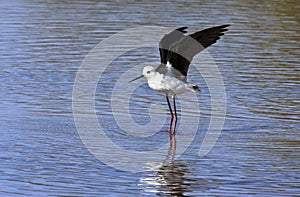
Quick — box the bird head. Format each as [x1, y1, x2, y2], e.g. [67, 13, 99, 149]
[142, 66, 156, 78]
[129, 66, 156, 83]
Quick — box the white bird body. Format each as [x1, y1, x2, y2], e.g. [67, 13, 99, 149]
[143, 65, 197, 95]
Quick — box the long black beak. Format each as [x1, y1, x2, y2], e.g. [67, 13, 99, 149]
[128, 75, 144, 83]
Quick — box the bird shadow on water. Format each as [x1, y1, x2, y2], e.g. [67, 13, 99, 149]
[140, 137, 196, 196]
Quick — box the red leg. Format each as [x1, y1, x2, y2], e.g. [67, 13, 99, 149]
[172, 95, 177, 135]
[166, 95, 173, 136]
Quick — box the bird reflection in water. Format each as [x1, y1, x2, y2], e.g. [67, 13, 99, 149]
[140, 137, 193, 196]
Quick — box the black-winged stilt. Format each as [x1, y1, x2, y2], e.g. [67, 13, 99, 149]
[130, 24, 230, 136]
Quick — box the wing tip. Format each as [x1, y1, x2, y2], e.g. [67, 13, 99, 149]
[176, 26, 188, 33]
[220, 24, 231, 31]
[193, 85, 201, 92]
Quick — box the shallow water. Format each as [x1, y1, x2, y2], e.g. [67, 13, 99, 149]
[0, 1, 299, 196]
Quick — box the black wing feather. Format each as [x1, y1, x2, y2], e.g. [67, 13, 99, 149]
[159, 24, 230, 76]
[189, 24, 230, 49]
[159, 27, 188, 64]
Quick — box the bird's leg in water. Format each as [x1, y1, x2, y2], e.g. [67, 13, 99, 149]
[166, 95, 173, 136]
[172, 95, 177, 135]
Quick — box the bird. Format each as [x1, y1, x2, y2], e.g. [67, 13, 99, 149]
[129, 24, 230, 136]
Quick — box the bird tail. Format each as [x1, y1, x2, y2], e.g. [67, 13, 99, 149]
[192, 85, 201, 92]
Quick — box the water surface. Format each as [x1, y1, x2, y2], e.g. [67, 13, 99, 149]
[0, 0, 299, 196]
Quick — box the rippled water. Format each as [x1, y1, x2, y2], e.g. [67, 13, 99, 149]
[1, 1, 299, 196]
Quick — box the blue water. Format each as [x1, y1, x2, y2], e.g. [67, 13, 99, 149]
[0, 1, 299, 196]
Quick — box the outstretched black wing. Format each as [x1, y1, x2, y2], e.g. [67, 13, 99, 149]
[159, 24, 230, 76]
[159, 26, 188, 65]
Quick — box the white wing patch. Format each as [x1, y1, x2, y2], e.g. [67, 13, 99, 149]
[165, 61, 186, 82]
[166, 61, 172, 68]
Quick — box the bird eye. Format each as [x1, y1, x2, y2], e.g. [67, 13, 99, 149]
[147, 71, 150, 74]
